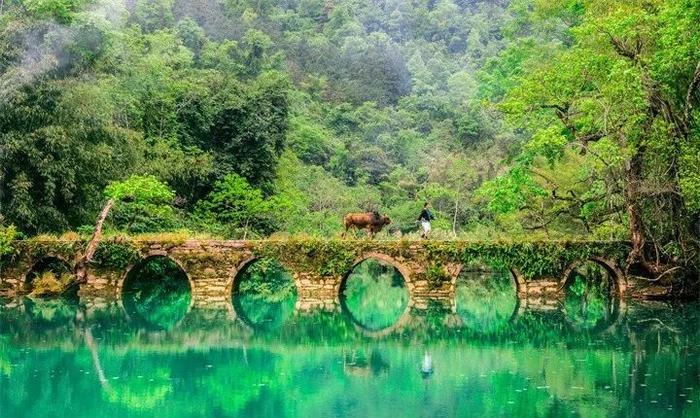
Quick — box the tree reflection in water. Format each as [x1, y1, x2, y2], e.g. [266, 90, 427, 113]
[23, 296, 79, 329]
[455, 267, 518, 333]
[0, 298, 698, 418]
[341, 258, 409, 331]
[121, 256, 191, 330]
[564, 261, 616, 332]
[233, 257, 297, 330]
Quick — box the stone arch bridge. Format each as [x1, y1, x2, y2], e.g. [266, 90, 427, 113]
[1, 238, 667, 312]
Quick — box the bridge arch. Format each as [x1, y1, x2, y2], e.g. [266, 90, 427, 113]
[558, 257, 625, 336]
[227, 256, 259, 297]
[228, 255, 299, 330]
[23, 255, 74, 294]
[117, 251, 194, 296]
[559, 257, 625, 296]
[448, 263, 525, 297]
[345, 252, 414, 291]
[118, 252, 194, 329]
[338, 252, 413, 336]
[226, 256, 299, 295]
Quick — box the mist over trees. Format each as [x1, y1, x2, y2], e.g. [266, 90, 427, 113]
[0, 0, 698, 277]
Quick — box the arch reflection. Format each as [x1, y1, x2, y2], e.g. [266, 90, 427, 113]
[455, 266, 518, 333]
[340, 258, 409, 333]
[232, 257, 297, 331]
[121, 256, 191, 331]
[563, 260, 618, 332]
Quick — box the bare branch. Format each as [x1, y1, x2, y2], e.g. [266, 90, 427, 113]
[604, 31, 643, 62]
[538, 102, 608, 153]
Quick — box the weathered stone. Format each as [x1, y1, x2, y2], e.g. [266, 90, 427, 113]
[2, 238, 676, 316]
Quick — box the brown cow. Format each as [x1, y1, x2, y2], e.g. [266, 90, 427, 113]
[342, 212, 391, 239]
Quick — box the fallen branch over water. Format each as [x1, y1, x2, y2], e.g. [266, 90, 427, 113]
[75, 198, 115, 284]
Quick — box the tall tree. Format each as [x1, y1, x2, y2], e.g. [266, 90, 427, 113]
[486, 0, 700, 278]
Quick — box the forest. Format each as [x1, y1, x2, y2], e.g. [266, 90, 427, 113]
[0, 0, 699, 279]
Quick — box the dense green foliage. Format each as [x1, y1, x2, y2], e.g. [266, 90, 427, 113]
[0, 0, 698, 278]
[483, 0, 700, 276]
[193, 173, 277, 238]
[104, 175, 181, 233]
[0, 225, 16, 257]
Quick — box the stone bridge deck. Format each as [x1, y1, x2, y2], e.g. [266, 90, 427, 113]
[0, 237, 669, 311]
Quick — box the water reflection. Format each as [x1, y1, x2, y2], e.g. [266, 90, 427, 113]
[340, 258, 409, 332]
[455, 267, 518, 333]
[343, 349, 391, 377]
[232, 258, 297, 330]
[0, 297, 698, 418]
[121, 256, 191, 330]
[564, 261, 618, 332]
[23, 295, 79, 328]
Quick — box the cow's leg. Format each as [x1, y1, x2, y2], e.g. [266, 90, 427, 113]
[344, 221, 357, 238]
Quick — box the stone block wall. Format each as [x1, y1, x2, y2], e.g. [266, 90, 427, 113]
[1, 238, 643, 312]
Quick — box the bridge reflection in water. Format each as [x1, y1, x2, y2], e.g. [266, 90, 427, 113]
[0, 296, 700, 417]
[2, 242, 696, 416]
[8, 250, 631, 335]
[1, 278, 697, 417]
[14, 255, 623, 338]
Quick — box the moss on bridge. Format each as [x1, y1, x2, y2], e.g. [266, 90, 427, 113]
[3, 235, 631, 281]
[243, 238, 626, 289]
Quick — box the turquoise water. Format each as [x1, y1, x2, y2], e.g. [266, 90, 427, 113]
[341, 259, 410, 331]
[1, 262, 699, 417]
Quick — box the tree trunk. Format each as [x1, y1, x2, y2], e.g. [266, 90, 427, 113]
[452, 198, 459, 237]
[243, 218, 250, 240]
[624, 150, 648, 270]
[75, 199, 115, 283]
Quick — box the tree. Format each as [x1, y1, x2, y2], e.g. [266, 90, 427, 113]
[194, 174, 272, 238]
[424, 153, 480, 236]
[484, 0, 700, 278]
[206, 72, 291, 191]
[0, 83, 140, 234]
[104, 175, 180, 233]
[331, 32, 412, 106]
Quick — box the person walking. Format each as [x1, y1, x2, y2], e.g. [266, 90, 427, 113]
[417, 202, 435, 239]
